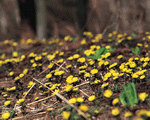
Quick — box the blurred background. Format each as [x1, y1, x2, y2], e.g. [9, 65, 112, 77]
[0, 0, 150, 41]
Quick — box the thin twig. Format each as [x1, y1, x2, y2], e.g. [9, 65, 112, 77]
[32, 77, 89, 120]
[79, 89, 89, 97]
[54, 61, 69, 72]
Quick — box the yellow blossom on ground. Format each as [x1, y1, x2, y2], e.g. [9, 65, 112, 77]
[84, 73, 90, 77]
[94, 110, 100, 114]
[77, 57, 86, 63]
[52, 89, 59, 95]
[81, 39, 86, 45]
[112, 98, 119, 105]
[90, 69, 98, 75]
[112, 108, 120, 116]
[138, 92, 148, 101]
[17, 98, 24, 104]
[105, 45, 111, 49]
[62, 111, 70, 120]
[4, 101, 11, 106]
[79, 105, 89, 112]
[34, 97, 39, 101]
[12, 51, 18, 57]
[23, 69, 28, 74]
[124, 111, 132, 118]
[104, 89, 113, 98]
[73, 87, 79, 91]
[101, 83, 109, 88]
[2, 112, 10, 120]
[64, 84, 73, 92]
[88, 95, 96, 101]
[47, 108, 53, 111]
[77, 97, 84, 103]
[29, 81, 34, 86]
[69, 98, 77, 104]
[137, 109, 148, 116]
[73, 54, 79, 59]
[46, 73, 52, 79]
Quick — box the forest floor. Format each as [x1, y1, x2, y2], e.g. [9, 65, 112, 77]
[0, 32, 150, 120]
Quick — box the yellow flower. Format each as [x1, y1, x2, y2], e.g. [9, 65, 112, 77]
[17, 98, 24, 104]
[32, 63, 37, 68]
[9, 71, 14, 76]
[57, 59, 64, 63]
[112, 108, 120, 116]
[101, 83, 109, 88]
[94, 110, 100, 114]
[77, 57, 86, 63]
[108, 33, 113, 37]
[69, 98, 77, 104]
[64, 84, 73, 92]
[52, 89, 59, 95]
[81, 39, 86, 45]
[127, 36, 132, 40]
[34, 97, 39, 101]
[105, 45, 111, 49]
[67, 56, 74, 60]
[137, 43, 142, 46]
[2, 112, 10, 120]
[79, 105, 88, 112]
[124, 111, 132, 118]
[19, 73, 24, 78]
[84, 73, 90, 77]
[73, 87, 78, 91]
[90, 69, 98, 75]
[59, 42, 63, 46]
[73, 54, 79, 59]
[140, 75, 145, 79]
[88, 95, 96, 101]
[4, 101, 11, 106]
[23, 69, 28, 74]
[46, 73, 52, 79]
[104, 72, 111, 78]
[48, 63, 54, 69]
[66, 75, 73, 84]
[62, 111, 70, 120]
[104, 61, 109, 66]
[138, 92, 148, 101]
[72, 77, 78, 83]
[112, 98, 119, 105]
[104, 89, 113, 98]
[66, 64, 72, 69]
[47, 108, 53, 111]
[137, 109, 148, 116]
[79, 65, 87, 69]
[132, 73, 139, 78]
[23, 92, 27, 95]
[77, 97, 84, 103]
[28, 81, 35, 86]
[12, 51, 18, 57]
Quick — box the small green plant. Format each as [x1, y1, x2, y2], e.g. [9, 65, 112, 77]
[119, 82, 138, 108]
[87, 47, 115, 60]
[130, 46, 142, 55]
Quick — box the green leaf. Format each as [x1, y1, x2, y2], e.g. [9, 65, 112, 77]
[120, 91, 127, 106]
[87, 56, 97, 60]
[72, 37, 78, 43]
[108, 47, 116, 52]
[130, 82, 138, 104]
[135, 46, 140, 53]
[87, 47, 107, 60]
[130, 48, 137, 55]
[9, 108, 15, 118]
[119, 82, 138, 108]
[94, 47, 105, 58]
